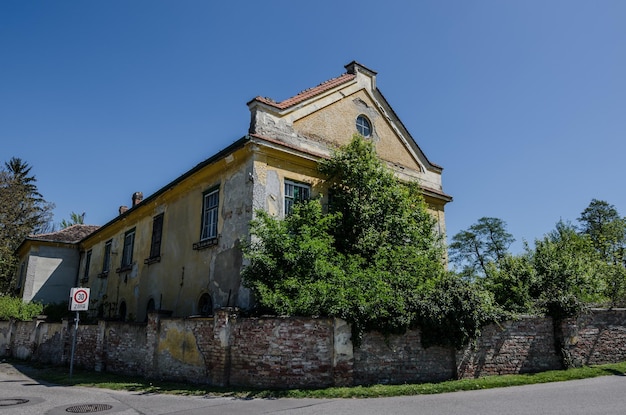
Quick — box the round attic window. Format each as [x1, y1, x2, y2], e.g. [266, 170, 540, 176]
[356, 115, 371, 137]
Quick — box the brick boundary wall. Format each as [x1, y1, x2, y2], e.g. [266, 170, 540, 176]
[560, 309, 626, 367]
[456, 317, 563, 378]
[1, 309, 625, 388]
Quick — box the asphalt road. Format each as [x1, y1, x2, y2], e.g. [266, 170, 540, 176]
[1, 362, 625, 414]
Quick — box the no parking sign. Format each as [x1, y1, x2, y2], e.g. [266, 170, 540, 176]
[69, 288, 90, 311]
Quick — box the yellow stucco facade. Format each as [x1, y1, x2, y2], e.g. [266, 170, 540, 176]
[18, 61, 451, 321]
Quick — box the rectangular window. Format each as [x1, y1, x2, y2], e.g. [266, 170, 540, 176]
[102, 240, 112, 274]
[121, 228, 135, 268]
[201, 188, 219, 240]
[83, 250, 92, 281]
[148, 213, 164, 261]
[284, 180, 311, 215]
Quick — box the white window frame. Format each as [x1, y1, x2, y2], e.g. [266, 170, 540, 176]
[284, 180, 311, 215]
[356, 115, 372, 137]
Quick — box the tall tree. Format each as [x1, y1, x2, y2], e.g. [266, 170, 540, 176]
[449, 217, 514, 279]
[578, 199, 626, 306]
[0, 158, 54, 293]
[578, 199, 626, 264]
[532, 221, 602, 318]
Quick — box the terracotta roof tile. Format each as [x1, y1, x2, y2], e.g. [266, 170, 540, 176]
[251, 73, 356, 110]
[28, 224, 100, 244]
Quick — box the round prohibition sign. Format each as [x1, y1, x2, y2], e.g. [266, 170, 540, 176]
[73, 289, 89, 304]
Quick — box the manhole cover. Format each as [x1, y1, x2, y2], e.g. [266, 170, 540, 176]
[0, 398, 29, 406]
[66, 403, 113, 413]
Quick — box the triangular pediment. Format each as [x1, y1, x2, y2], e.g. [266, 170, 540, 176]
[248, 62, 447, 199]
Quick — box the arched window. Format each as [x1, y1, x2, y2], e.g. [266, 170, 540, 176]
[119, 301, 127, 322]
[144, 298, 156, 322]
[198, 293, 213, 316]
[356, 115, 372, 137]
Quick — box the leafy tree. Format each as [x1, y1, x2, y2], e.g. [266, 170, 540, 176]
[0, 158, 54, 293]
[481, 250, 538, 314]
[531, 221, 603, 318]
[242, 200, 344, 318]
[60, 212, 85, 229]
[318, 135, 443, 263]
[578, 199, 626, 264]
[577, 200, 626, 306]
[596, 260, 626, 307]
[417, 273, 498, 348]
[449, 217, 514, 279]
[243, 135, 495, 347]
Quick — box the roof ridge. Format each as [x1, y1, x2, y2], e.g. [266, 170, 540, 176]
[250, 72, 356, 110]
[30, 223, 99, 236]
[294, 72, 352, 96]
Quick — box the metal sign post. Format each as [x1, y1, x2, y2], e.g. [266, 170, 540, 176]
[69, 288, 90, 380]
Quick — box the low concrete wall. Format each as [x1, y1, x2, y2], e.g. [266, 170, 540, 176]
[1, 310, 625, 388]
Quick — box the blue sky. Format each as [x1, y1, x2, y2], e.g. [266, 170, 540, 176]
[1, 1, 625, 253]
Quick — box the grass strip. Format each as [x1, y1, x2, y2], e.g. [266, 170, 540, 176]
[10, 360, 626, 399]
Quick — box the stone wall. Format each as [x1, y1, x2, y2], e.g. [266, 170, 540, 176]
[1, 310, 625, 388]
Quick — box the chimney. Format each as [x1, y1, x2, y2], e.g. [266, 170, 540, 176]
[132, 192, 143, 207]
[119, 206, 129, 215]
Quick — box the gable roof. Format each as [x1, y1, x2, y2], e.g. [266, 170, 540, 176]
[249, 72, 356, 110]
[27, 225, 100, 244]
[248, 61, 445, 177]
[15, 224, 101, 257]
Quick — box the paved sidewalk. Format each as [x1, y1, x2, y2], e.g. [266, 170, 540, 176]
[0, 361, 334, 414]
[3, 361, 626, 415]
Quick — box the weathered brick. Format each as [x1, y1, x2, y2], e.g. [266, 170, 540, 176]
[3, 310, 626, 388]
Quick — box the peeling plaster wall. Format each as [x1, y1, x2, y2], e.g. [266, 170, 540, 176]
[249, 72, 448, 237]
[81, 148, 256, 322]
[154, 318, 207, 381]
[252, 152, 326, 219]
[295, 91, 424, 173]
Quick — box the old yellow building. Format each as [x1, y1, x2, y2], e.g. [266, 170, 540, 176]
[16, 61, 451, 321]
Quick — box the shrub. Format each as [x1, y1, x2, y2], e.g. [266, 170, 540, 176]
[0, 295, 43, 320]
